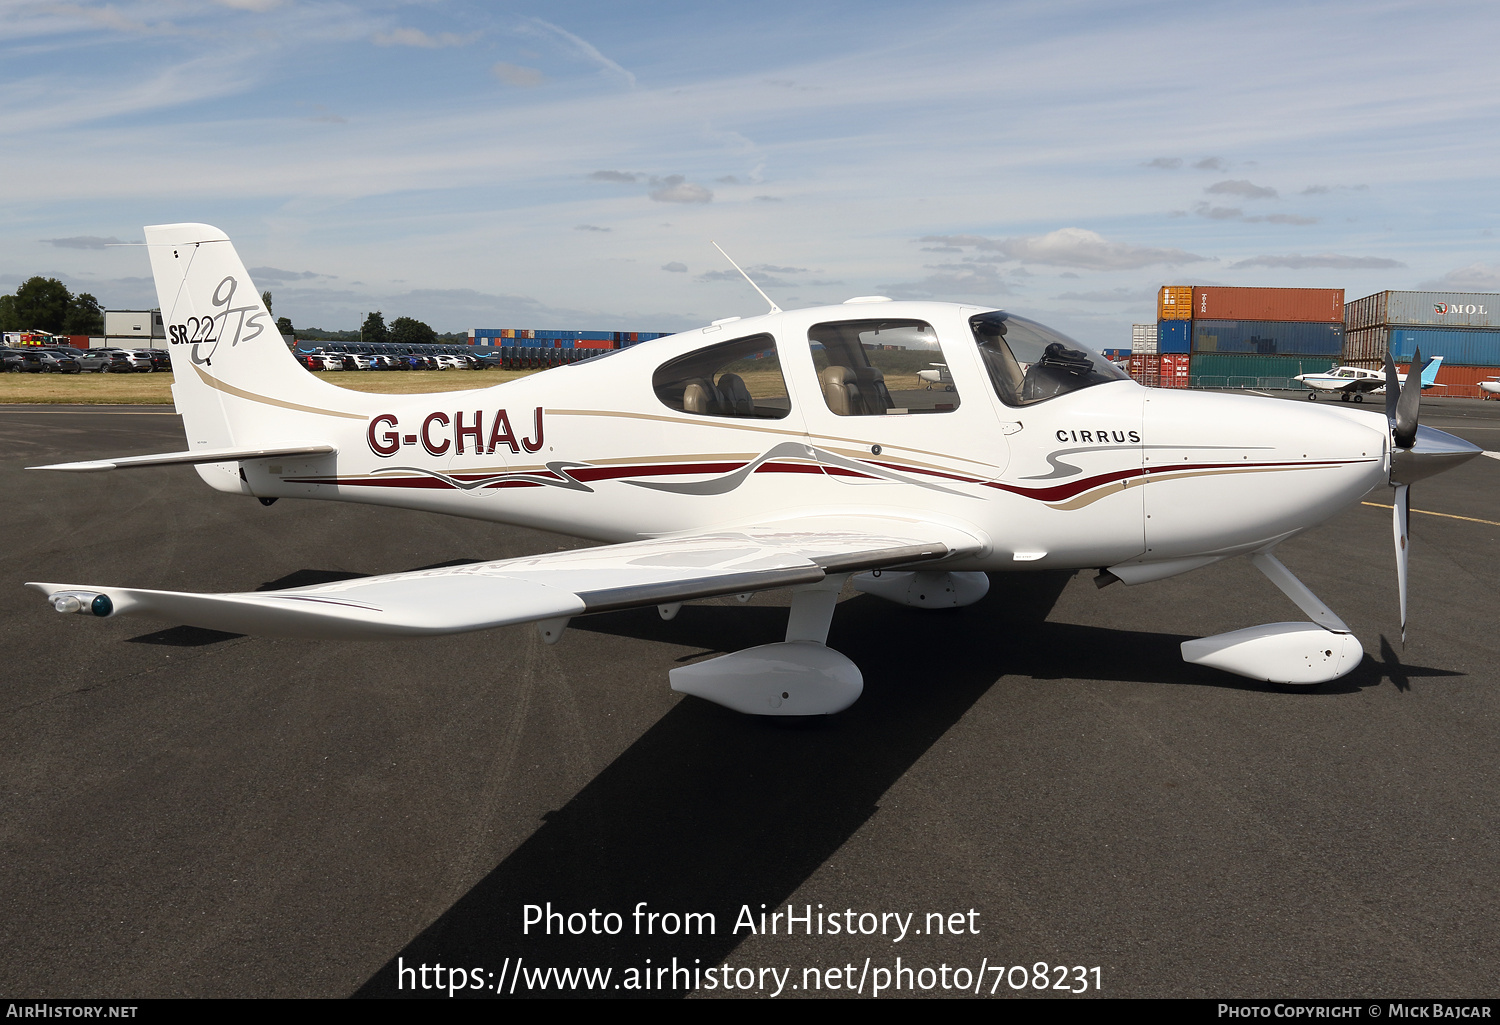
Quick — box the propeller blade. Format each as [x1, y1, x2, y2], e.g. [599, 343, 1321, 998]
[1393, 482, 1410, 647]
[1384, 351, 1401, 427]
[1394, 346, 1422, 449]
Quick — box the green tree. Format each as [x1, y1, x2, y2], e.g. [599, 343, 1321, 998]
[13, 277, 72, 332]
[261, 291, 273, 315]
[276, 316, 294, 338]
[63, 292, 103, 336]
[0, 294, 17, 332]
[360, 311, 388, 346]
[389, 316, 436, 347]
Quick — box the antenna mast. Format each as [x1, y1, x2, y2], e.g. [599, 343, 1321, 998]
[711, 241, 782, 315]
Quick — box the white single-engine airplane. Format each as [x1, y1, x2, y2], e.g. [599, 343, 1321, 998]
[24, 225, 1483, 713]
[1481, 376, 1499, 399]
[1296, 356, 1444, 402]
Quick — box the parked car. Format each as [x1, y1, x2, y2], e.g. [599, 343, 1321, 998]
[71, 349, 133, 373]
[17, 350, 81, 373]
[1, 348, 29, 372]
[129, 348, 171, 372]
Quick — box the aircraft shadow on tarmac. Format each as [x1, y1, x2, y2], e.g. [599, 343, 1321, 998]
[352, 570, 1453, 998]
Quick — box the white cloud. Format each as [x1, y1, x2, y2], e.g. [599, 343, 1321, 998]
[248, 266, 333, 282]
[940, 228, 1210, 271]
[1144, 157, 1182, 169]
[216, 0, 284, 11]
[648, 176, 712, 204]
[1231, 254, 1406, 270]
[1417, 264, 1500, 290]
[41, 236, 135, 249]
[1205, 180, 1278, 200]
[574, 224, 610, 233]
[517, 18, 635, 89]
[1054, 287, 1159, 303]
[662, 262, 687, 273]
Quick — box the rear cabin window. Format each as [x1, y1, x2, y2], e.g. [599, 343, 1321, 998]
[807, 319, 959, 416]
[652, 334, 791, 419]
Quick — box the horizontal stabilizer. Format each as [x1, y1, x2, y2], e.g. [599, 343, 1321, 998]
[29, 443, 336, 472]
[27, 515, 982, 640]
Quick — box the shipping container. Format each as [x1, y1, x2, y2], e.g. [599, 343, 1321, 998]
[1345, 290, 1500, 330]
[1131, 323, 1158, 351]
[1191, 319, 1343, 356]
[1342, 326, 1387, 363]
[1158, 286, 1192, 321]
[1157, 319, 1191, 353]
[1160, 353, 1191, 387]
[1189, 353, 1337, 390]
[1127, 354, 1160, 387]
[1386, 326, 1500, 367]
[1191, 287, 1343, 324]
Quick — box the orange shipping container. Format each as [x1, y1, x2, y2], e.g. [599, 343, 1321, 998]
[1192, 286, 1343, 323]
[1158, 285, 1192, 320]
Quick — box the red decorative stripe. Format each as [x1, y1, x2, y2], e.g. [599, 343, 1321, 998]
[754, 461, 824, 474]
[568, 461, 747, 483]
[868, 460, 984, 484]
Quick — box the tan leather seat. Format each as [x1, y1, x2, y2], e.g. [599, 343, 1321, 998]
[682, 378, 720, 415]
[820, 365, 862, 416]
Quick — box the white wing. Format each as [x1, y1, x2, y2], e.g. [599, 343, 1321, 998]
[27, 515, 985, 640]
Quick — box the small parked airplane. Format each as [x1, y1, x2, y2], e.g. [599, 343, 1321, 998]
[23, 225, 1482, 712]
[1481, 376, 1499, 399]
[1296, 356, 1444, 402]
[915, 362, 954, 389]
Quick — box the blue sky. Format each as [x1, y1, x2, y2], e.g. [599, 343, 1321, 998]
[3, 0, 1498, 345]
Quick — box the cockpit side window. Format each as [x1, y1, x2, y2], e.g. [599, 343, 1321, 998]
[652, 333, 791, 419]
[807, 319, 959, 415]
[970, 311, 1127, 407]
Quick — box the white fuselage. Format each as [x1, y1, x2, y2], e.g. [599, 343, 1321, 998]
[200, 303, 1390, 576]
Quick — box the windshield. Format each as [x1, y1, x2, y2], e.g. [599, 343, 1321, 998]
[969, 311, 1127, 407]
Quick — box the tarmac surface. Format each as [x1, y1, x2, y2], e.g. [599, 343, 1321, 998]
[2, 397, 1498, 999]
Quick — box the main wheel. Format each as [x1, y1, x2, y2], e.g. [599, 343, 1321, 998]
[1306, 392, 1316, 400]
[1353, 394, 1364, 403]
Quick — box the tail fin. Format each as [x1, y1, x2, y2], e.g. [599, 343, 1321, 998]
[1419, 355, 1444, 388]
[145, 223, 376, 452]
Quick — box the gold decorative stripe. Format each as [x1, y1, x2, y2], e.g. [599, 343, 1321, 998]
[1045, 463, 1327, 511]
[548, 408, 803, 439]
[1362, 501, 1500, 528]
[193, 363, 365, 420]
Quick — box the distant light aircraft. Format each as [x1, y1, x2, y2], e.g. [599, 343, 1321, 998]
[1297, 356, 1444, 402]
[915, 363, 954, 390]
[1481, 376, 1499, 399]
[24, 225, 1482, 712]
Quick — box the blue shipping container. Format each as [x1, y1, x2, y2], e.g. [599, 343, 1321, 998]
[1387, 326, 1500, 367]
[1191, 319, 1342, 356]
[1157, 320, 1191, 353]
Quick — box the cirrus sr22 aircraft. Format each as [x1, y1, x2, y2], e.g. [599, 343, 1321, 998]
[25, 224, 1483, 714]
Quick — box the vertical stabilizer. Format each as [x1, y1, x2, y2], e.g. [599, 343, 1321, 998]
[1420, 355, 1444, 389]
[144, 223, 375, 458]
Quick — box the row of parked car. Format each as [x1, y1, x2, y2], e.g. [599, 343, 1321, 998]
[299, 351, 499, 372]
[0, 346, 170, 374]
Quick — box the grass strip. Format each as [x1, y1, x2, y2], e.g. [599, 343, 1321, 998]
[0, 369, 541, 404]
